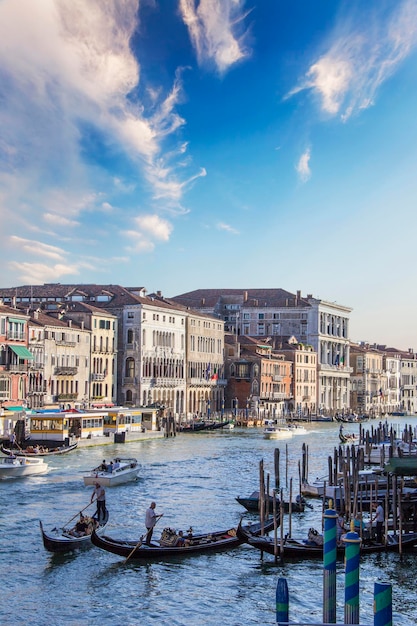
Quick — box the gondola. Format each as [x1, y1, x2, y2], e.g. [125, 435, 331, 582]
[236, 491, 311, 513]
[1, 442, 78, 457]
[339, 432, 357, 444]
[236, 520, 417, 559]
[91, 515, 279, 561]
[40, 508, 109, 553]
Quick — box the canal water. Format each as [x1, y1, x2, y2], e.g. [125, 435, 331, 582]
[1, 417, 417, 625]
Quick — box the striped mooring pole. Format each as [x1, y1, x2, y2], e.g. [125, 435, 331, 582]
[374, 582, 393, 626]
[343, 530, 361, 624]
[276, 576, 289, 624]
[323, 506, 338, 624]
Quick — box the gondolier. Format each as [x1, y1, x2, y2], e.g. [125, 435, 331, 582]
[91, 482, 106, 521]
[145, 502, 163, 545]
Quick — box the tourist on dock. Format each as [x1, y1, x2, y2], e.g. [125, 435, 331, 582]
[371, 501, 384, 543]
[91, 482, 106, 521]
[145, 501, 163, 545]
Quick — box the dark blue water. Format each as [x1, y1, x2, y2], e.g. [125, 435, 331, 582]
[1, 418, 417, 625]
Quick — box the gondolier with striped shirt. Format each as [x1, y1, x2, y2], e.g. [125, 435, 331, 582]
[91, 482, 106, 522]
[145, 502, 163, 545]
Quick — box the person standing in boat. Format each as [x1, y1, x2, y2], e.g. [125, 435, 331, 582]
[91, 482, 106, 521]
[145, 502, 163, 545]
[371, 501, 384, 543]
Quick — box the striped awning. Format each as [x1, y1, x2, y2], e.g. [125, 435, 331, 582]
[9, 345, 34, 359]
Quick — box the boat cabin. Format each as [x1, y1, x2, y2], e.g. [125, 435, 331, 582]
[28, 410, 107, 442]
[102, 407, 159, 434]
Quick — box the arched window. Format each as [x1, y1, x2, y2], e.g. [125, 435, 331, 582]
[125, 358, 135, 378]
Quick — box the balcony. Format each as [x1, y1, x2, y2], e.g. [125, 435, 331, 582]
[272, 375, 283, 381]
[55, 340, 76, 347]
[91, 373, 105, 381]
[5, 363, 28, 372]
[54, 366, 78, 376]
[57, 393, 78, 401]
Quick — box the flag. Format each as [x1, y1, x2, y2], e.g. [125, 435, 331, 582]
[334, 354, 340, 366]
[211, 367, 218, 381]
[205, 364, 211, 380]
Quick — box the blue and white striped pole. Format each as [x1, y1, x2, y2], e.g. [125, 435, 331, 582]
[374, 582, 392, 626]
[343, 530, 361, 624]
[323, 506, 338, 624]
[276, 577, 289, 625]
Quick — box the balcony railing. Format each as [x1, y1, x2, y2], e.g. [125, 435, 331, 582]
[54, 366, 78, 376]
[56, 393, 78, 401]
[55, 340, 76, 347]
[91, 373, 105, 381]
[5, 363, 28, 372]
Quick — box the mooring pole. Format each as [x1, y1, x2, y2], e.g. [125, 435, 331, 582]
[323, 504, 338, 624]
[276, 577, 289, 625]
[343, 528, 361, 624]
[374, 582, 393, 626]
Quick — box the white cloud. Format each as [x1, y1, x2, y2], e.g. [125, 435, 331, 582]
[296, 149, 311, 183]
[289, 0, 417, 119]
[43, 213, 80, 228]
[216, 222, 239, 235]
[179, 0, 251, 73]
[9, 236, 67, 261]
[8, 261, 78, 284]
[123, 213, 173, 252]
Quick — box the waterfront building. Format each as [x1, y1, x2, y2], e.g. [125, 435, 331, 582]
[59, 302, 117, 407]
[398, 349, 417, 414]
[225, 335, 293, 419]
[0, 304, 32, 409]
[276, 339, 317, 417]
[349, 343, 388, 416]
[28, 310, 91, 409]
[172, 288, 352, 414]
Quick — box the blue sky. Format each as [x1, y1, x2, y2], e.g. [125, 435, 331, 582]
[1, 0, 417, 349]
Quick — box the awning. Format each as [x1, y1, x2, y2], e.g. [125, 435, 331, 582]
[7, 317, 25, 324]
[9, 345, 34, 359]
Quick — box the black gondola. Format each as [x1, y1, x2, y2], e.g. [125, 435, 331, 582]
[236, 519, 417, 559]
[2, 442, 78, 457]
[91, 516, 279, 561]
[40, 508, 109, 553]
[236, 491, 311, 513]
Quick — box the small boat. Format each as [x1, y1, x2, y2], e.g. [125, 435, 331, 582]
[384, 456, 417, 476]
[91, 516, 279, 561]
[204, 420, 231, 430]
[263, 420, 293, 440]
[0, 455, 48, 479]
[40, 508, 109, 553]
[236, 491, 310, 513]
[222, 422, 235, 430]
[179, 421, 207, 432]
[236, 521, 417, 558]
[1, 442, 78, 457]
[83, 458, 140, 487]
[339, 432, 357, 444]
[287, 423, 307, 435]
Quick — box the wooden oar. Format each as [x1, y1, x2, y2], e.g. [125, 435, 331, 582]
[124, 514, 163, 564]
[62, 500, 96, 529]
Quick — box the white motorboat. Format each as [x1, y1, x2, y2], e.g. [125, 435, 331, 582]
[0, 455, 48, 479]
[263, 421, 293, 440]
[287, 423, 307, 435]
[83, 457, 140, 487]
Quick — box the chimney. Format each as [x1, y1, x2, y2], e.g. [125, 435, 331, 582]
[81, 321, 84, 330]
[157, 290, 162, 297]
[296, 290, 301, 304]
[201, 298, 205, 305]
[244, 291, 248, 302]
[68, 319, 72, 327]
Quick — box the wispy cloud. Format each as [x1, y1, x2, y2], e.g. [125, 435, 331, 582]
[216, 222, 240, 235]
[10, 236, 67, 262]
[0, 0, 203, 283]
[179, 0, 251, 73]
[296, 148, 311, 183]
[8, 261, 78, 285]
[289, 0, 417, 120]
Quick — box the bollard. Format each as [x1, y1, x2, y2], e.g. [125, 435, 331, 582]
[374, 582, 392, 626]
[276, 577, 289, 625]
[343, 530, 361, 624]
[323, 506, 338, 624]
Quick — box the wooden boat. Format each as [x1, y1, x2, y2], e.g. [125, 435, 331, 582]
[236, 521, 417, 558]
[179, 421, 207, 432]
[40, 508, 109, 553]
[203, 420, 230, 430]
[0, 455, 48, 479]
[339, 432, 357, 444]
[83, 458, 140, 487]
[384, 456, 417, 476]
[1, 442, 78, 457]
[236, 491, 311, 513]
[91, 516, 279, 561]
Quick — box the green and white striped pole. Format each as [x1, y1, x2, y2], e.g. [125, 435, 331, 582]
[343, 529, 361, 624]
[323, 506, 338, 624]
[276, 577, 289, 625]
[374, 582, 392, 626]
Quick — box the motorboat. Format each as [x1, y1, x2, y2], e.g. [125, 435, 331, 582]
[263, 420, 293, 440]
[287, 423, 307, 435]
[83, 457, 140, 487]
[0, 455, 48, 479]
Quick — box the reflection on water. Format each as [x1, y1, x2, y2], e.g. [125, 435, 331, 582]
[1, 417, 417, 625]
